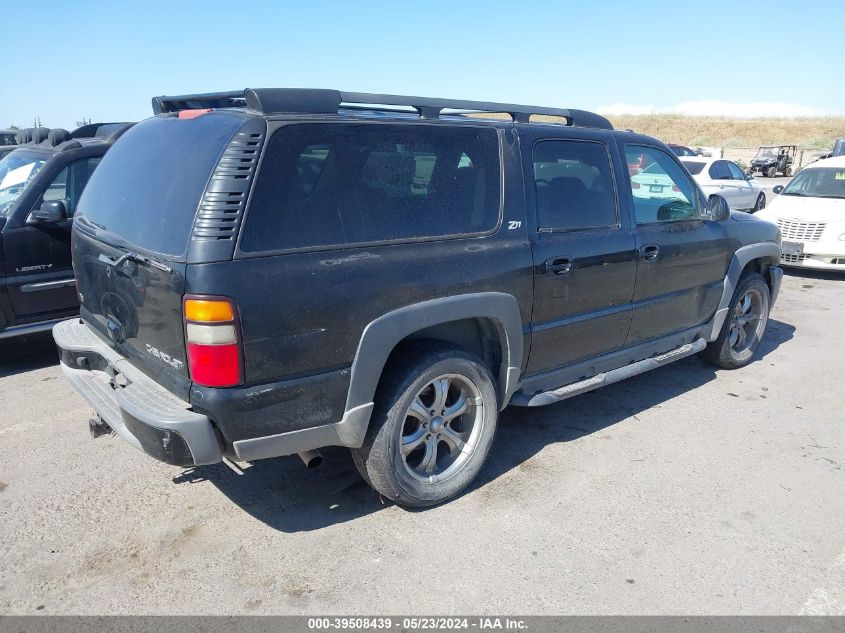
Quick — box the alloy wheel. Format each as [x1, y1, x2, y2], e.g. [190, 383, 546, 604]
[728, 288, 766, 355]
[399, 373, 484, 483]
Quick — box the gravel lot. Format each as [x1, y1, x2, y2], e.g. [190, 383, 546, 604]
[1, 270, 843, 615]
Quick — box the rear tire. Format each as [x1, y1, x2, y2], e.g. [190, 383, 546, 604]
[784, 167, 793, 177]
[351, 343, 499, 508]
[702, 272, 770, 369]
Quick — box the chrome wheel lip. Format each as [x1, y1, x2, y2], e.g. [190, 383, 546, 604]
[728, 288, 767, 355]
[399, 372, 484, 484]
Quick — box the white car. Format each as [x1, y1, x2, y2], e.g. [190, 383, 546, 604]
[755, 156, 845, 270]
[680, 156, 766, 213]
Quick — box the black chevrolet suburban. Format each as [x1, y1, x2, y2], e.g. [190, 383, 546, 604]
[54, 89, 782, 507]
[0, 123, 131, 339]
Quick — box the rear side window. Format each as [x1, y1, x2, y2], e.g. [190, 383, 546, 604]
[532, 139, 617, 230]
[708, 161, 731, 180]
[240, 123, 501, 253]
[78, 114, 245, 257]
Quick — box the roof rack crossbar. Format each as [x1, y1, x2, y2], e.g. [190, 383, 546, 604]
[151, 88, 613, 130]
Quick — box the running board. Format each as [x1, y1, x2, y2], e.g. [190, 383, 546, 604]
[510, 338, 707, 407]
[0, 318, 67, 340]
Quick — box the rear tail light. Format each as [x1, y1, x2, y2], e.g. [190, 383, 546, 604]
[632, 182, 641, 189]
[672, 185, 680, 192]
[183, 296, 242, 387]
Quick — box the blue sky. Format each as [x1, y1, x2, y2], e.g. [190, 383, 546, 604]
[2, 0, 843, 130]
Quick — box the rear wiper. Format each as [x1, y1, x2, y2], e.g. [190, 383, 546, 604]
[100, 251, 173, 274]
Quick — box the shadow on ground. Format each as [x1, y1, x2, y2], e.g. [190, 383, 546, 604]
[185, 318, 795, 533]
[0, 332, 58, 378]
[783, 267, 845, 282]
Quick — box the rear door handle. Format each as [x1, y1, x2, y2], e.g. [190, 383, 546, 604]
[545, 256, 572, 275]
[639, 244, 660, 261]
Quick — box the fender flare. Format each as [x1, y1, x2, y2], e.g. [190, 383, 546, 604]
[345, 292, 524, 416]
[702, 242, 782, 341]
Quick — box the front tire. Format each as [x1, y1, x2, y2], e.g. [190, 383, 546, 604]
[352, 343, 499, 508]
[752, 192, 766, 213]
[766, 167, 776, 178]
[702, 272, 770, 369]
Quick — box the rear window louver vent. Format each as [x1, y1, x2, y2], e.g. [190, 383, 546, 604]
[192, 121, 265, 243]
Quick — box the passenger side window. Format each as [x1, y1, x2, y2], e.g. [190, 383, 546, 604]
[39, 157, 102, 216]
[241, 123, 501, 252]
[626, 146, 699, 223]
[532, 140, 617, 230]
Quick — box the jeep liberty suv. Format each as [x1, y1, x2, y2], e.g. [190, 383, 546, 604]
[54, 89, 782, 507]
[0, 123, 131, 339]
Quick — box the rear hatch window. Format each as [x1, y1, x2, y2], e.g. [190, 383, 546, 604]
[77, 113, 246, 258]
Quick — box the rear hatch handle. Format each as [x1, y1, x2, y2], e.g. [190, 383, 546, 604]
[98, 251, 173, 274]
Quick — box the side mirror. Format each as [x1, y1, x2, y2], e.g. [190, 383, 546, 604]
[773, 185, 784, 195]
[745, 172, 754, 181]
[26, 200, 67, 225]
[708, 194, 731, 221]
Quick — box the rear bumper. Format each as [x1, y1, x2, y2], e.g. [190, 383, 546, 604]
[53, 318, 222, 467]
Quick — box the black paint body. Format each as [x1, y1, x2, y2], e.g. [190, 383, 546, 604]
[69, 109, 780, 453]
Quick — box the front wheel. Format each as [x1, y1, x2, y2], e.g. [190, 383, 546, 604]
[352, 344, 499, 508]
[702, 272, 770, 369]
[766, 167, 776, 178]
[752, 192, 766, 212]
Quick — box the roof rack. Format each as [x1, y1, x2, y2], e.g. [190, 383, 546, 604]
[151, 88, 613, 130]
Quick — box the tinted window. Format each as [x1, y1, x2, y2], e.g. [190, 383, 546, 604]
[40, 157, 101, 216]
[78, 114, 245, 257]
[241, 123, 500, 252]
[532, 140, 617, 230]
[683, 161, 706, 175]
[726, 162, 746, 180]
[708, 161, 731, 180]
[627, 146, 699, 223]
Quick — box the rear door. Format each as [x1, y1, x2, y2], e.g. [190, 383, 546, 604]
[726, 160, 755, 209]
[623, 145, 728, 345]
[3, 154, 102, 319]
[522, 130, 637, 375]
[707, 160, 743, 210]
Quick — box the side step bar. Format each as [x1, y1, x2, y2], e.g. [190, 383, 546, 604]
[0, 318, 68, 341]
[510, 338, 707, 407]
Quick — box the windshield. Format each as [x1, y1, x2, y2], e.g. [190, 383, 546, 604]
[755, 147, 778, 159]
[781, 168, 845, 199]
[0, 149, 48, 216]
[77, 113, 245, 258]
[683, 161, 706, 175]
[0, 132, 17, 146]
